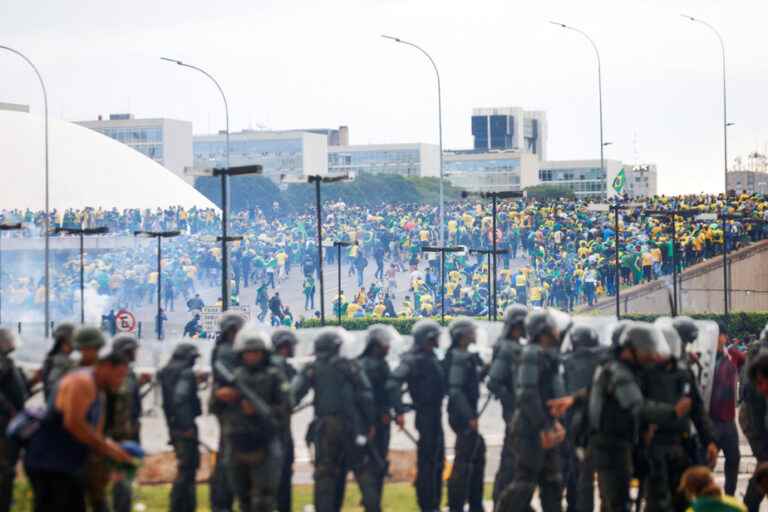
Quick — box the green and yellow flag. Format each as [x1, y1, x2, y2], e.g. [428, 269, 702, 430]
[612, 168, 626, 193]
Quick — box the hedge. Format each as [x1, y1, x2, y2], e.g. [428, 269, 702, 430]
[299, 312, 768, 339]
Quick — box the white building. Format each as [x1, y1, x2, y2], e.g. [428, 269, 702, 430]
[537, 159, 624, 199]
[328, 143, 439, 178]
[727, 170, 768, 195]
[77, 114, 193, 183]
[625, 164, 658, 198]
[444, 150, 540, 192]
[193, 130, 328, 180]
[471, 107, 547, 160]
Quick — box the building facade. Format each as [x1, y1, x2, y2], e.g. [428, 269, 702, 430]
[193, 129, 328, 179]
[537, 159, 623, 199]
[327, 143, 439, 178]
[471, 107, 547, 159]
[727, 170, 768, 195]
[77, 113, 193, 183]
[444, 150, 539, 192]
[625, 164, 658, 198]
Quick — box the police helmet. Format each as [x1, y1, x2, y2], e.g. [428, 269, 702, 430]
[760, 323, 768, 344]
[234, 328, 271, 354]
[611, 320, 634, 348]
[364, 324, 396, 352]
[171, 342, 200, 361]
[525, 310, 559, 342]
[0, 328, 17, 355]
[654, 317, 683, 360]
[501, 304, 528, 339]
[569, 325, 599, 350]
[448, 317, 477, 346]
[672, 316, 699, 345]
[112, 333, 139, 356]
[411, 319, 442, 350]
[74, 326, 107, 350]
[52, 322, 76, 343]
[271, 328, 298, 350]
[314, 328, 344, 357]
[219, 311, 246, 333]
[618, 323, 663, 355]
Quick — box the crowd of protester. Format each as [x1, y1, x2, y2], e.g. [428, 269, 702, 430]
[0, 192, 766, 328]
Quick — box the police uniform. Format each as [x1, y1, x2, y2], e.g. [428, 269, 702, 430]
[739, 340, 768, 512]
[293, 329, 380, 512]
[445, 329, 486, 512]
[158, 344, 202, 512]
[0, 332, 27, 512]
[387, 320, 445, 512]
[271, 328, 299, 512]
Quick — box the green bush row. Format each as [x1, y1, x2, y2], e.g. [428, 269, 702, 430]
[300, 312, 768, 339]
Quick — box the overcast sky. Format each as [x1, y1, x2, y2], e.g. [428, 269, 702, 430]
[2, 0, 766, 194]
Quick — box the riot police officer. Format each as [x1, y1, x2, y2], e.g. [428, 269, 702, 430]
[216, 328, 289, 512]
[562, 325, 605, 512]
[42, 322, 76, 400]
[445, 318, 486, 512]
[107, 334, 147, 512]
[158, 343, 202, 512]
[209, 311, 246, 512]
[358, 325, 396, 498]
[387, 320, 445, 512]
[292, 328, 380, 512]
[271, 327, 299, 512]
[740, 323, 768, 512]
[643, 319, 717, 512]
[0, 328, 27, 512]
[496, 309, 568, 512]
[487, 304, 527, 507]
[589, 322, 692, 512]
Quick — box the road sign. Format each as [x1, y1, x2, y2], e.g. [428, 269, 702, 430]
[200, 305, 252, 338]
[116, 309, 137, 333]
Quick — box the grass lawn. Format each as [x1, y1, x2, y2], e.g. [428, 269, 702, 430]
[13, 481, 494, 511]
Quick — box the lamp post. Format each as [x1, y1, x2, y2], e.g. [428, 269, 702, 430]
[134, 230, 180, 339]
[681, 15, 730, 317]
[421, 245, 464, 325]
[333, 241, 353, 326]
[217, 235, 244, 303]
[162, 57, 235, 311]
[645, 209, 700, 316]
[549, 23, 605, 190]
[0, 223, 22, 325]
[1, 45, 50, 337]
[463, 190, 524, 319]
[469, 248, 509, 321]
[382, 35, 445, 245]
[283, 174, 350, 326]
[54, 226, 109, 324]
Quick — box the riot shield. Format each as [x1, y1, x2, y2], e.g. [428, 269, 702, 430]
[688, 320, 719, 410]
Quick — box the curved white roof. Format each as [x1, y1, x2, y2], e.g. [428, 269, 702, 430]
[0, 110, 217, 210]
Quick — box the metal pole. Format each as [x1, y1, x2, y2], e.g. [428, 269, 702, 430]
[440, 249, 446, 326]
[315, 179, 326, 326]
[487, 252, 492, 322]
[614, 206, 621, 319]
[157, 236, 162, 339]
[672, 217, 678, 316]
[0, 45, 50, 337]
[337, 244, 342, 327]
[80, 232, 85, 324]
[491, 194, 498, 320]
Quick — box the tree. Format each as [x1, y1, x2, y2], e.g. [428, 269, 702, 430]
[524, 184, 576, 201]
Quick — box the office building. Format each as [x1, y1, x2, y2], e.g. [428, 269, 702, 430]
[625, 164, 658, 198]
[328, 143, 439, 178]
[77, 113, 193, 183]
[193, 129, 328, 179]
[471, 107, 547, 159]
[444, 150, 540, 192]
[727, 170, 768, 195]
[299, 126, 349, 146]
[537, 159, 623, 199]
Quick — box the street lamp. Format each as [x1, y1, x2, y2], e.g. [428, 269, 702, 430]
[332, 241, 353, 326]
[1, 45, 50, 337]
[216, 234, 244, 300]
[469, 248, 509, 321]
[381, 35, 445, 245]
[283, 173, 350, 326]
[422, 245, 464, 325]
[162, 57, 235, 311]
[549, 22, 606, 194]
[0, 223, 22, 325]
[680, 15, 730, 316]
[53, 226, 109, 324]
[463, 190, 524, 319]
[134, 230, 181, 339]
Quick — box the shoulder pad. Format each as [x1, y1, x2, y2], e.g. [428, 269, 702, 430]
[450, 349, 472, 366]
[522, 344, 541, 363]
